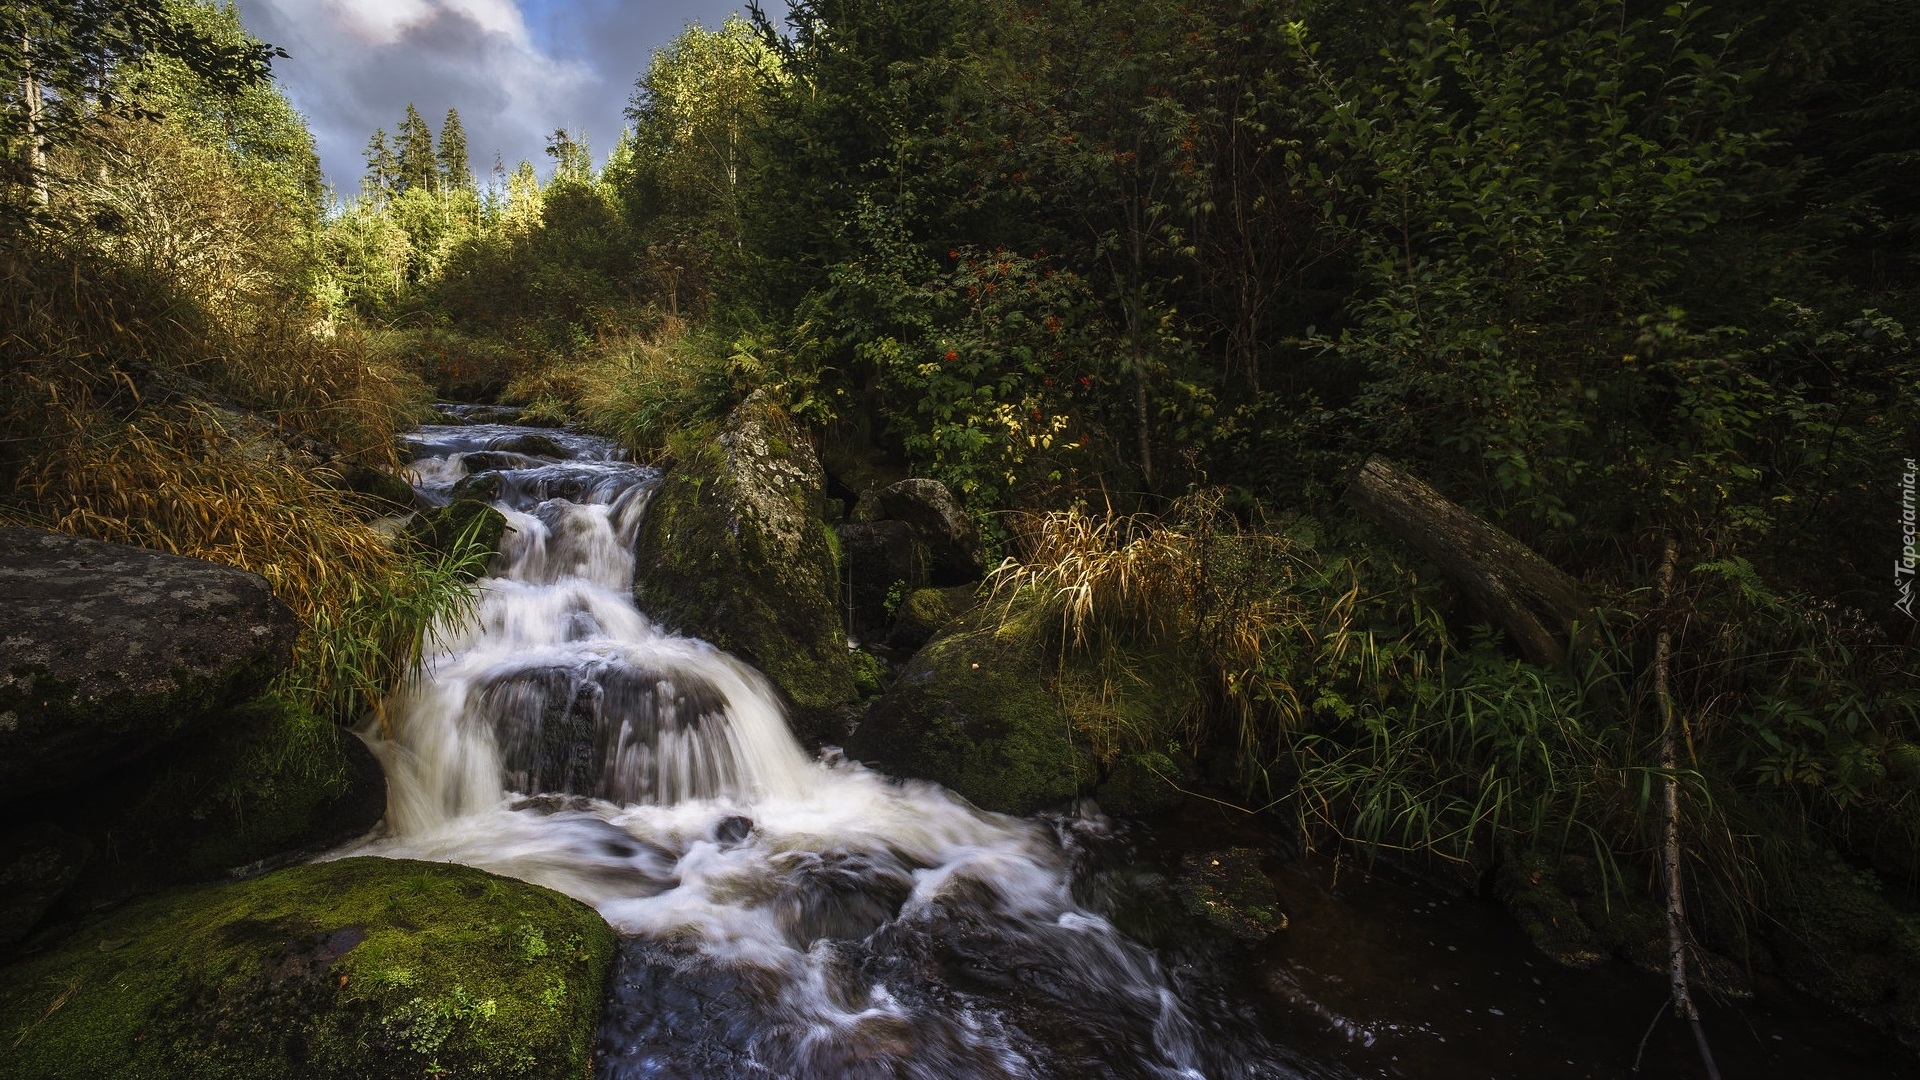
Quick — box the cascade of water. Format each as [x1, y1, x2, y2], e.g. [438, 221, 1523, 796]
[334, 417, 1315, 1080]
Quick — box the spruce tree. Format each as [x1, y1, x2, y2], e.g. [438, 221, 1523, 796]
[395, 103, 437, 191]
[362, 127, 395, 195]
[437, 107, 471, 188]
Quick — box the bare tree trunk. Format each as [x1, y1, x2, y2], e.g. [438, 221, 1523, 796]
[22, 31, 48, 204]
[1345, 456, 1589, 666]
[1653, 535, 1720, 1080]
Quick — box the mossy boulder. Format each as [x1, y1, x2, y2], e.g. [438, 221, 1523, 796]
[887, 585, 979, 651]
[334, 464, 418, 516]
[632, 392, 855, 739]
[1175, 848, 1286, 942]
[0, 529, 298, 802]
[848, 611, 1088, 815]
[406, 498, 507, 578]
[0, 857, 616, 1080]
[41, 696, 388, 919]
[851, 606, 1203, 816]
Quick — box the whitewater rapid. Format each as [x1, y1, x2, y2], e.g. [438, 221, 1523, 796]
[332, 408, 1314, 1079]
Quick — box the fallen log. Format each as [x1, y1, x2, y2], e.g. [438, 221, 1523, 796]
[1345, 456, 1590, 667]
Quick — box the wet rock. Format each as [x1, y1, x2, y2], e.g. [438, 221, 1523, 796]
[450, 470, 506, 503]
[0, 528, 298, 802]
[1175, 848, 1285, 942]
[848, 610, 1088, 815]
[632, 391, 855, 739]
[0, 857, 616, 1080]
[405, 498, 506, 576]
[0, 825, 90, 952]
[488, 433, 570, 459]
[714, 815, 754, 844]
[835, 520, 926, 636]
[872, 478, 987, 584]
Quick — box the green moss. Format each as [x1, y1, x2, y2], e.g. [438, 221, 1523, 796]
[849, 614, 1086, 815]
[0, 858, 615, 1080]
[632, 406, 855, 738]
[1175, 848, 1284, 941]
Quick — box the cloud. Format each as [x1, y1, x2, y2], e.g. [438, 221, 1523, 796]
[234, 0, 769, 197]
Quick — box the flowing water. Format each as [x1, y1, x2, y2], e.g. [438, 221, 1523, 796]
[336, 408, 1320, 1080]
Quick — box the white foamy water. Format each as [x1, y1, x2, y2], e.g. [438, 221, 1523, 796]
[333, 419, 1313, 1079]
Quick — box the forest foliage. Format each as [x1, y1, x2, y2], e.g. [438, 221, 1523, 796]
[6, 0, 1920, 1001]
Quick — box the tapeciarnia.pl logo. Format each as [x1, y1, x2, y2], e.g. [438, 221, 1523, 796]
[1900, 458, 1918, 619]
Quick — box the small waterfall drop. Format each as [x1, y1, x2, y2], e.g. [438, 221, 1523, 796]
[334, 409, 1316, 1080]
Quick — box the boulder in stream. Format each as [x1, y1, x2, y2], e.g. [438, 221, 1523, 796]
[0, 528, 298, 802]
[632, 391, 856, 737]
[0, 857, 616, 1080]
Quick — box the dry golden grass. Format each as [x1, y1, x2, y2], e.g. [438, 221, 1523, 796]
[0, 119, 445, 726]
[989, 490, 1385, 761]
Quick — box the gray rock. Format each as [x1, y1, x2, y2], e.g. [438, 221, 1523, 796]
[874, 478, 987, 584]
[0, 529, 297, 802]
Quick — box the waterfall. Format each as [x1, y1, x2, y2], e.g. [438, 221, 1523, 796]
[332, 410, 1313, 1080]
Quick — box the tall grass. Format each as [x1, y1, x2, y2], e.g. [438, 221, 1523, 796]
[1, 116, 454, 735]
[503, 317, 732, 457]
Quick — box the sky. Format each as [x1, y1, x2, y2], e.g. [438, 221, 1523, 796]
[233, 0, 786, 199]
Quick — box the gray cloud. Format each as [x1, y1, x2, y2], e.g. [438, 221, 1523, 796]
[234, 0, 775, 198]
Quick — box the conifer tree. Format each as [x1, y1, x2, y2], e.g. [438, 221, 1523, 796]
[437, 106, 470, 188]
[362, 127, 395, 195]
[395, 102, 436, 191]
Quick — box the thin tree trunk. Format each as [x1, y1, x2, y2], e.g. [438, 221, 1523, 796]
[23, 31, 48, 204]
[1654, 535, 1720, 1080]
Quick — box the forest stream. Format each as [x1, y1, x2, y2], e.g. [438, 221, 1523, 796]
[322, 410, 1919, 1080]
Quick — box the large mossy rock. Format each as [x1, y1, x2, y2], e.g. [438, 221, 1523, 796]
[0, 857, 616, 1080]
[632, 392, 855, 737]
[850, 607, 1199, 817]
[0, 529, 298, 802]
[848, 612, 1088, 815]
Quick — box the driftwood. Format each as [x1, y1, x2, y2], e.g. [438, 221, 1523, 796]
[1345, 457, 1589, 667]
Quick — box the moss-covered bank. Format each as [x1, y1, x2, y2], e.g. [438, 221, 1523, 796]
[0, 857, 615, 1080]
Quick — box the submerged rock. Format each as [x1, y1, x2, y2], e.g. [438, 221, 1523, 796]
[487, 433, 570, 459]
[632, 391, 855, 737]
[0, 857, 616, 1080]
[0, 529, 298, 802]
[1175, 848, 1286, 942]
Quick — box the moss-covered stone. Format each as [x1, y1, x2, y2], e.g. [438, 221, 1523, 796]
[1493, 850, 1609, 968]
[632, 394, 855, 740]
[887, 585, 978, 651]
[336, 465, 418, 516]
[1174, 848, 1285, 941]
[848, 612, 1087, 815]
[406, 499, 507, 578]
[1093, 751, 1187, 817]
[0, 857, 615, 1080]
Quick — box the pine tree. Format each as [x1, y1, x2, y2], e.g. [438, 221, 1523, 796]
[362, 127, 395, 195]
[395, 103, 437, 192]
[437, 107, 470, 188]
